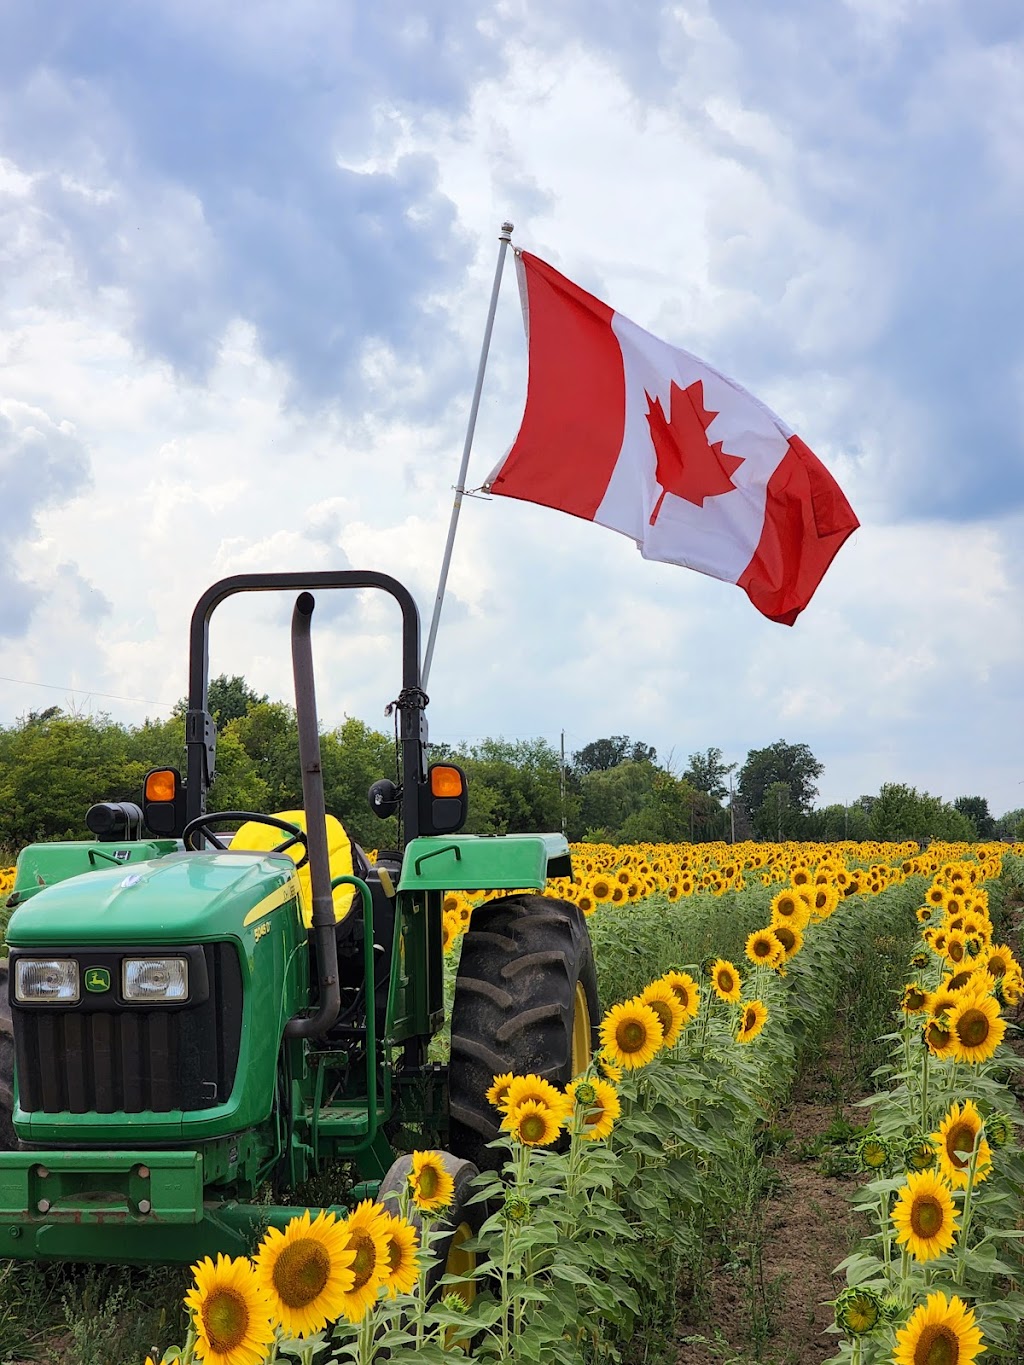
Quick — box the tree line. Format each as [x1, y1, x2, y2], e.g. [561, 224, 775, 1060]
[0, 678, 1018, 855]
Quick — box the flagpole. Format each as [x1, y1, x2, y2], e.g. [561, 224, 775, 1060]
[422, 221, 514, 689]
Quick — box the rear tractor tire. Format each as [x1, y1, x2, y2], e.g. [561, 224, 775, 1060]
[0, 960, 16, 1150]
[447, 894, 599, 1172]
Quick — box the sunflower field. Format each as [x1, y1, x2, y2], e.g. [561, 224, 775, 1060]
[2, 838, 1024, 1365]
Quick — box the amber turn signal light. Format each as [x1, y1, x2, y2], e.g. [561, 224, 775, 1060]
[430, 765, 464, 798]
[145, 769, 178, 803]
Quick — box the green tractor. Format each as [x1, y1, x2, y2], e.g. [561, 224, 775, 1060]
[0, 570, 598, 1269]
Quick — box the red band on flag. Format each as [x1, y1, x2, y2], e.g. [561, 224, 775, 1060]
[737, 435, 859, 625]
[488, 253, 626, 518]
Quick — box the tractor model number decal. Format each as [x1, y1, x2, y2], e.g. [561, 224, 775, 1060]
[253, 921, 273, 941]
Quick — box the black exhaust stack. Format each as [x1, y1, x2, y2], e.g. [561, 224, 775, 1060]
[284, 592, 341, 1040]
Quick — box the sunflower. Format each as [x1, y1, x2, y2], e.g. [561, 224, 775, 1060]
[735, 999, 768, 1044]
[947, 992, 1005, 1064]
[811, 886, 840, 919]
[567, 1076, 621, 1141]
[599, 999, 663, 1070]
[943, 930, 968, 966]
[711, 959, 742, 1004]
[503, 1098, 564, 1147]
[253, 1209, 356, 1338]
[891, 1170, 959, 1262]
[893, 1290, 985, 1365]
[596, 1049, 623, 1083]
[933, 1100, 992, 1189]
[901, 983, 931, 1015]
[745, 929, 784, 970]
[184, 1254, 274, 1365]
[924, 1014, 958, 1061]
[378, 1212, 419, 1297]
[409, 1151, 455, 1213]
[982, 943, 1017, 980]
[504, 1073, 570, 1118]
[335, 1200, 392, 1322]
[639, 981, 687, 1046]
[659, 969, 700, 1020]
[486, 1072, 516, 1111]
[770, 889, 810, 930]
[590, 876, 614, 902]
[772, 922, 803, 961]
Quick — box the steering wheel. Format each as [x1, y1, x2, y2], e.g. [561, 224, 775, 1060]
[181, 811, 310, 868]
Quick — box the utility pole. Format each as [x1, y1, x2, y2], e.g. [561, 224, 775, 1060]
[725, 763, 738, 844]
[560, 729, 567, 836]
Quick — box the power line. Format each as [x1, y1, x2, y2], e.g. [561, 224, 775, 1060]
[0, 674, 177, 711]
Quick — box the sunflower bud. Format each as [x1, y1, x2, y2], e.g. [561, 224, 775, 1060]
[879, 1294, 903, 1323]
[502, 1195, 532, 1225]
[573, 1080, 598, 1106]
[857, 1135, 890, 1172]
[440, 1291, 468, 1314]
[834, 1285, 886, 1336]
[904, 1133, 937, 1171]
[986, 1111, 1013, 1149]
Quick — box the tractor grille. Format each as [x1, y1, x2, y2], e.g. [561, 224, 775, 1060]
[13, 944, 244, 1115]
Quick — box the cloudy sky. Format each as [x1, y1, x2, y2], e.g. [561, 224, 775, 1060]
[2, 0, 1022, 816]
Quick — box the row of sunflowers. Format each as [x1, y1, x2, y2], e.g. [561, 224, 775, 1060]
[4, 840, 1021, 1362]
[122, 838, 1024, 1363]
[827, 851, 1024, 1365]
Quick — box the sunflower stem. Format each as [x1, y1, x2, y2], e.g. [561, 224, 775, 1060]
[879, 1188, 893, 1280]
[180, 1324, 198, 1365]
[899, 1245, 911, 1307]
[415, 1213, 432, 1349]
[919, 1044, 930, 1131]
[953, 1130, 982, 1286]
[357, 1303, 375, 1365]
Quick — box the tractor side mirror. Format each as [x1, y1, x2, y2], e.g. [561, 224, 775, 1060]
[368, 778, 400, 820]
[420, 763, 468, 835]
[143, 767, 186, 837]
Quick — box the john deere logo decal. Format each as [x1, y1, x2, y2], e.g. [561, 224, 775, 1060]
[85, 967, 111, 993]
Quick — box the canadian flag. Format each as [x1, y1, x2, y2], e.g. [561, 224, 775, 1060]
[486, 252, 859, 625]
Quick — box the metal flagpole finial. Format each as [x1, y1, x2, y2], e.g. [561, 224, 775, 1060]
[500, 221, 514, 239]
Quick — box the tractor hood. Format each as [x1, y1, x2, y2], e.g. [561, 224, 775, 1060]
[5, 851, 301, 948]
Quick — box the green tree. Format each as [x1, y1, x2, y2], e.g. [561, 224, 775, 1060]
[953, 795, 995, 840]
[754, 780, 794, 842]
[868, 784, 974, 843]
[226, 702, 302, 812]
[454, 738, 568, 836]
[738, 740, 823, 816]
[575, 760, 659, 840]
[0, 711, 143, 847]
[681, 746, 731, 802]
[572, 736, 656, 775]
[321, 717, 397, 848]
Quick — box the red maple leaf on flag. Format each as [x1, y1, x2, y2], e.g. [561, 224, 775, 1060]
[645, 379, 744, 524]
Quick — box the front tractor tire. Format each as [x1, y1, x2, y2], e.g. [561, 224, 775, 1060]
[0, 961, 15, 1150]
[448, 894, 599, 1172]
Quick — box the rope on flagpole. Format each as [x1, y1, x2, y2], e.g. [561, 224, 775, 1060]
[422, 221, 514, 689]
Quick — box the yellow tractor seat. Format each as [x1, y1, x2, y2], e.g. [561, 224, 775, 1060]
[232, 810, 357, 928]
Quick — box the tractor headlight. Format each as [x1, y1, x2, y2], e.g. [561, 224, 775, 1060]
[15, 958, 80, 1003]
[122, 957, 189, 1002]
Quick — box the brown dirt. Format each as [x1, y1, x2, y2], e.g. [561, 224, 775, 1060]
[670, 1054, 871, 1365]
